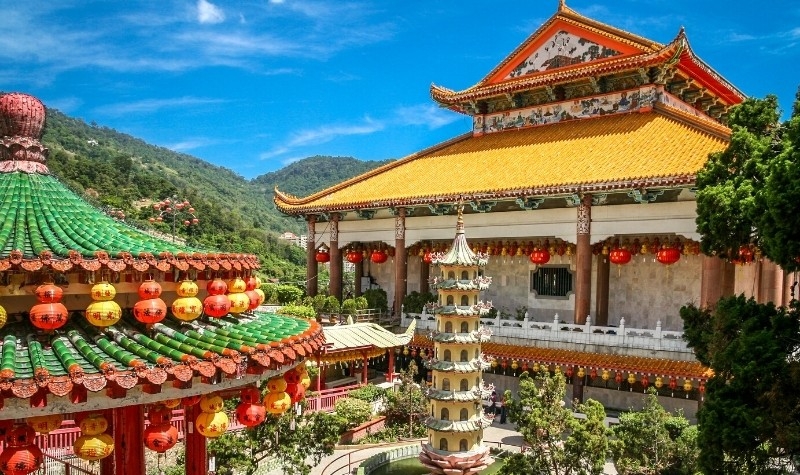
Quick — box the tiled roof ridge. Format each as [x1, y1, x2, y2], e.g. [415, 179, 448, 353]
[472, 4, 663, 89]
[653, 101, 731, 140]
[274, 132, 473, 208]
[672, 30, 747, 102]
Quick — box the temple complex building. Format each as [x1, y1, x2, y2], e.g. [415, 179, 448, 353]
[274, 1, 784, 414]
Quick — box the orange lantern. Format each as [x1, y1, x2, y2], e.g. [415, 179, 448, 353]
[529, 248, 550, 265]
[283, 368, 301, 385]
[144, 423, 179, 453]
[29, 302, 68, 331]
[203, 294, 231, 318]
[137, 279, 162, 299]
[346, 250, 363, 264]
[370, 250, 388, 264]
[147, 406, 173, 425]
[656, 246, 681, 266]
[206, 278, 228, 296]
[245, 290, 261, 311]
[34, 283, 63, 303]
[267, 376, 287, 393]
[133, 298, 167, 324]
[245, 276, 257, 291]
[195, 411, 229, 438]
[74, 433, 114, 461]
[241, 387, 262, 405]
[609, 247, 632, 265]
[315, 249, 330, 263]
[27, 413, 63, 434]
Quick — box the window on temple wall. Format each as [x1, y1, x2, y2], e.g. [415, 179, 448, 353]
[445, 321, 453, 333]
[447, 295, 454, 305]
[461, 321, 469, 333]
[531, 265, 574, 299]
[444, 349, 451, 362]
[460, 409, 468, 421]
[459, 439, 468, 451]
[440, 438, 448, 451]
[443, 378, 450, 391]
[441, 408, 450, 420]
[474, 295, 478, 305]
[461, 270, 469, 280]
[448, 271, 455, 279]
[460, 378, 468, 391]
[474, 349, 479, 359]
[460, 295, 469, 306]
[460, 349, 468, 361]
[475, 376, 480, 386]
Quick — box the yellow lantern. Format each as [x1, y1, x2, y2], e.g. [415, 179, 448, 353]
[199, 395, 224, 413]
[90, 282, 116, 301]
[227, 278, 247, 294]
[490, 359, 498, 368]
[74, 433, 114, 461]
[402, 347, 409, 356]
[85, 300, 122, 327]
[577, 367, 585, 378]
[162, 398, 181, 409]
[228, 293, 250, 314]
[601, 370, 610, 381]
[254, 276, 262, 288]
[171, 297, 203, 322]
[627, 373, 636, 385]
[195, 411, 229, 438]
[554, 365, 562, 374]
[683, 380, 693, 392]
[298, 370, 311, 390]
[532, 362, 540, 373]
[263, 391, 291, 414]
[28, 413, 64, 433]
[510, 360, 518, 370]
[267, 376, 287, 393]
[79, 414, 108, 436]
[176, 280, 199, 297]
[0, 304, 6, 329]
[655, 376, 664, 389]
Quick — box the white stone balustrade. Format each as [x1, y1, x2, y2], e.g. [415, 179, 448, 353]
[401, 312, 691, 354]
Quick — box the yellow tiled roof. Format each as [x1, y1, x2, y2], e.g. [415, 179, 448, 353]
[274, 110, 729, 214]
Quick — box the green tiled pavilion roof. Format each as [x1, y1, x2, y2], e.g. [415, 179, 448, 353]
[0, 310, 324, 399]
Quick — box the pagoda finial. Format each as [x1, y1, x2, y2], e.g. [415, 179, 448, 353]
[456, 202, 465, 234]
[558, 0, 567, 12]
[0, 93, 49, 174]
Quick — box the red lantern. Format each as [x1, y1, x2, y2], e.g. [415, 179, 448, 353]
[245, 290, 260, 311]
[133, 298, 167, 324]
[590, 368, 598, 379]
[34, 283, 63, 303]
[203, 294, 231, 318]
[669, 377, 678, 391]
[0, 445, 43, 475]
[609, 248, 632, 265]
[235, 402, 266, 427]
[245, 276, 257, 291]
[641, 375, 650, 389]
[699, 381, 706, 394]
[147, 406, 173, 425]
[346, 250, 363, 264]
[137, 280, 162, 299]
[614, 372, 623, 385]
[315, 249, 330, 263]
[371, 250, 388, 264]
[656, 247, 681, 266]
[529, 248, 550, 265]
[240, 387, 262, 405]
[206, 279, 228, 296]
[422, 251, 433, 264]
[144, 423, 179, 453]
[5, 425, 36, 448]
[29, 302, 69, 331]
[285, 382, 305, 404]
[181, 395, 201, 407]
[565, 366, 574, 379]
[283, 368, 301, 385]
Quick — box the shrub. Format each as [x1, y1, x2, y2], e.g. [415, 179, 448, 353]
[334, 397, 372, 428]
[363, 288, 388, 314]
[275, 284, 303, 305]
[354, 296, 368, 310]
[341, 298, 357, 315]
[324, 296, 340, 314]
[261, 283, 278, 304]
[311, 294, 327, 313]
[402, 291, 437, 314]
[348, 384, 387, 403]
[277, 305, 316, 319]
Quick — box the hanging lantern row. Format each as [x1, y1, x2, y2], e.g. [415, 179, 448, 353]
[318, 348, 386, 365]
[0, 424, 43, 475]
[730, 244, 757, 265]
[86, 281, 122, 327]
[74, 414, 114, 462]
[30, 282, 68, 332]
[144, 405, 179, 453]
[196, 394, 228, 438]
[133, 279, 168, 325]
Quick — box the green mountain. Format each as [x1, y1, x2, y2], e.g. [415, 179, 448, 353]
[36, 108, 385, 282]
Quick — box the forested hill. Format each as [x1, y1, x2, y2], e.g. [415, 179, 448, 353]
[35, 107, 386, 282]
[251, 155, 390, 198]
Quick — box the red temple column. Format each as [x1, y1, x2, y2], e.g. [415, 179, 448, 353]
[99, 409, 115, 475]
[185, 404, 208, 475]
[386, 349, 396, 383]
[574, 194, 592, 324]
[306, 215, 318, 297]
[420, 257, 430, 295]
[354, 257, 364, 297]
[394, 208, 407, 317]
[700, 255, 724, 309]
[594, 250, 610, 326]
[361, 351, 369, 386]
[330, 213, 342, 301]
[111, 405, 145, 475]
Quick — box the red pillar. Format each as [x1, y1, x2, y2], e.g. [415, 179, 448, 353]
[361, 352, 369, 386]
[700, 255, 724, 309]
[354, 257, 364, 297]
[112, 405, 145, 475]
[99, 409, 115, 475]
[306, 215, 318, 297]
[330, 214, 342, 301]
[185, 404, 207, 475]
[595, 252, 610, 326]
[386, 350, 396, 382]
[394, 208, 407, 317]
[574, 194, 592, 324]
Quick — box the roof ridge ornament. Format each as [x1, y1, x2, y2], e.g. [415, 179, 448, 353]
[558, 0, 567, 12]
[0, 92, 50, 174]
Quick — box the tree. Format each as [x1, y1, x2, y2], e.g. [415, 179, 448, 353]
[209, 407, 341, 475]
[383, 362, 428, 438]
[501, 370, 611, 475]
[681, 298, 800, 474]
[686, 88, 800, 473]
[611, 389, 700, 475]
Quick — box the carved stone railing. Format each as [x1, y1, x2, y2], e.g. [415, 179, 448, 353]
[402, 313, 690, 354]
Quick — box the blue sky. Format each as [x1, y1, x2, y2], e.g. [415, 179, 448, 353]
[1, 0, 798, 179]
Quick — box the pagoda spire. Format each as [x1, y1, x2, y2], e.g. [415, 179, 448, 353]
[0, 93, 49, 174]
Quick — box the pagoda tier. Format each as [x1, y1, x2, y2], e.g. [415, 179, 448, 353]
[421, 208, 494, 475]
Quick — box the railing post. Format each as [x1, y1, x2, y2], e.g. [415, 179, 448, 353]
[552, 313, 559, 332]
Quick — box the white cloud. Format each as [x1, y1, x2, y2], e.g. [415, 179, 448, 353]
[93, 97, 226, 116]
[260, 118, 384, 159]
[166, 137, 221, 152]
[197, 0, 225, 24]
[393, 104, 460, 130]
